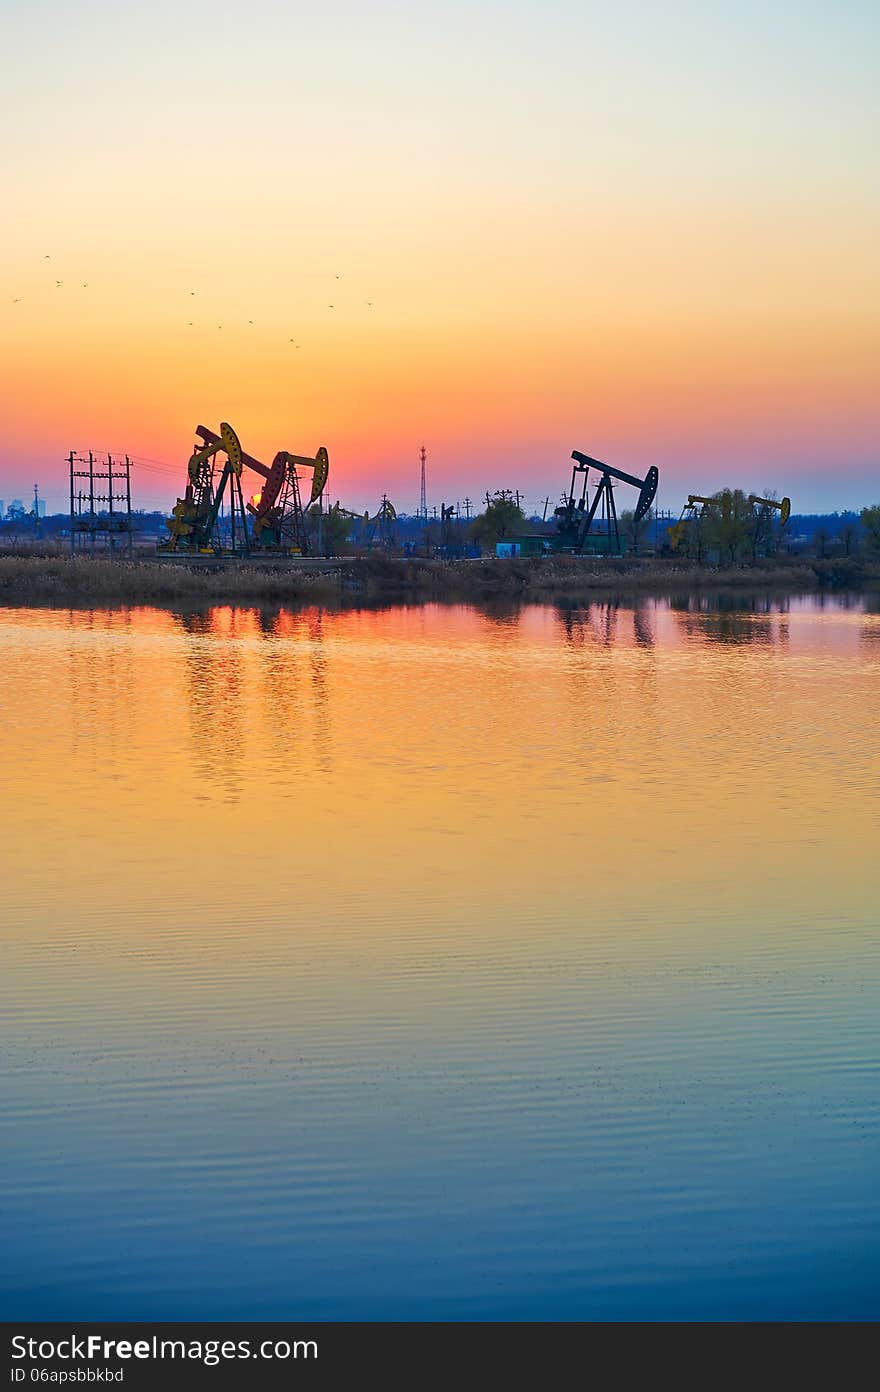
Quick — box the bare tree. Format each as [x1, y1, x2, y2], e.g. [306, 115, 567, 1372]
[619, 507, 653, 555]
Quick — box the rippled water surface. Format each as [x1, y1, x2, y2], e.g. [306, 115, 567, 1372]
[2, 597, 878, 1319]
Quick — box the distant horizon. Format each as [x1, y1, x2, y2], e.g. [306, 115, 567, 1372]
[0, 448, 876, 521]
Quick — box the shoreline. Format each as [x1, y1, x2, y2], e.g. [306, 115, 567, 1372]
[0, 551, 877, 611]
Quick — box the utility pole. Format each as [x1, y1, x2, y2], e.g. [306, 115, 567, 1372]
[106, 453, 114, 552]
[68, 451, 75, 556]
[67, 448, 136, 557]
[125, 455, 132, 556]
[462, 497, 472, 520]
[33, 483, 41, 536]
[542, 495, 550, 521]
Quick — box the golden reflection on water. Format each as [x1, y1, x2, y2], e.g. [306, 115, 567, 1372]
[1, 597, 877, 970]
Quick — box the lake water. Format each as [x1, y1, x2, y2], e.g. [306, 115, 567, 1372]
[1, 596, 878, 1320]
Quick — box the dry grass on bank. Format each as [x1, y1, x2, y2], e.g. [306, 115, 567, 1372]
[0, 551, 877, 611]
[350, 553, 880, 603]
[0, 554, 343, 605]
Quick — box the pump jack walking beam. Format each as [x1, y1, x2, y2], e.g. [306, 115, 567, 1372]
[567, 451, 660, 554]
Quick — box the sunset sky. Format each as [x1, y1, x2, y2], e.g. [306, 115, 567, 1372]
[1, 0, 877, 514]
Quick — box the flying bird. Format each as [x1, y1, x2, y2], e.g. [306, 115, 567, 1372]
[328, 304, 334, 309]
[81, 282, 88, 288]
[55, 280, 63, 287]
[43, 254, 51, 260]
[12, 298, 20, 303]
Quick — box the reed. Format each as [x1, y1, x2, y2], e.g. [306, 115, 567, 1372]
[1, 552, 877, 610]
[0, 555, 342, 605]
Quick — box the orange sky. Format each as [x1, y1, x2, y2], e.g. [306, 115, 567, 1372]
[1, 1, 877, 513]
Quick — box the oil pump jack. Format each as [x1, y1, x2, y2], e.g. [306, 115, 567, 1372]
[669, 491, 792, 553]
[749, 494, 791, 554]
[163, 424, 329, 554]
[369, 495, 398, 546]
[668, 493, 718, 551]
[327, 495, 397, 547]
[553, 451, 659, 554]
[749, 494, 791, 526]
[164, 421, 251, 553]
[192, 426, 329, 554]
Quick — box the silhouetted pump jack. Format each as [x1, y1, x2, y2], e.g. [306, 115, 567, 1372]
[554, 451, 659, 554]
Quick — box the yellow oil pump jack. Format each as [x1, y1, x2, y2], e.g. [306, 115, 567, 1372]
[328, 496, 397, 547]
[328, 502, 370, 537]
[669, 491, 792, 552]
[749, 494, 791, 553]
[196, 427, 329, 553]
[368, 495, 397, 546]
[165, 424, 329, 554]
[749, 494, 791, 526]
[668, 494, 721, 551]
[164, 422, 249, 552]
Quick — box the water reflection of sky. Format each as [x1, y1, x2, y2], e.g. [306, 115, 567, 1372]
[1, 597, 878, 1319]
